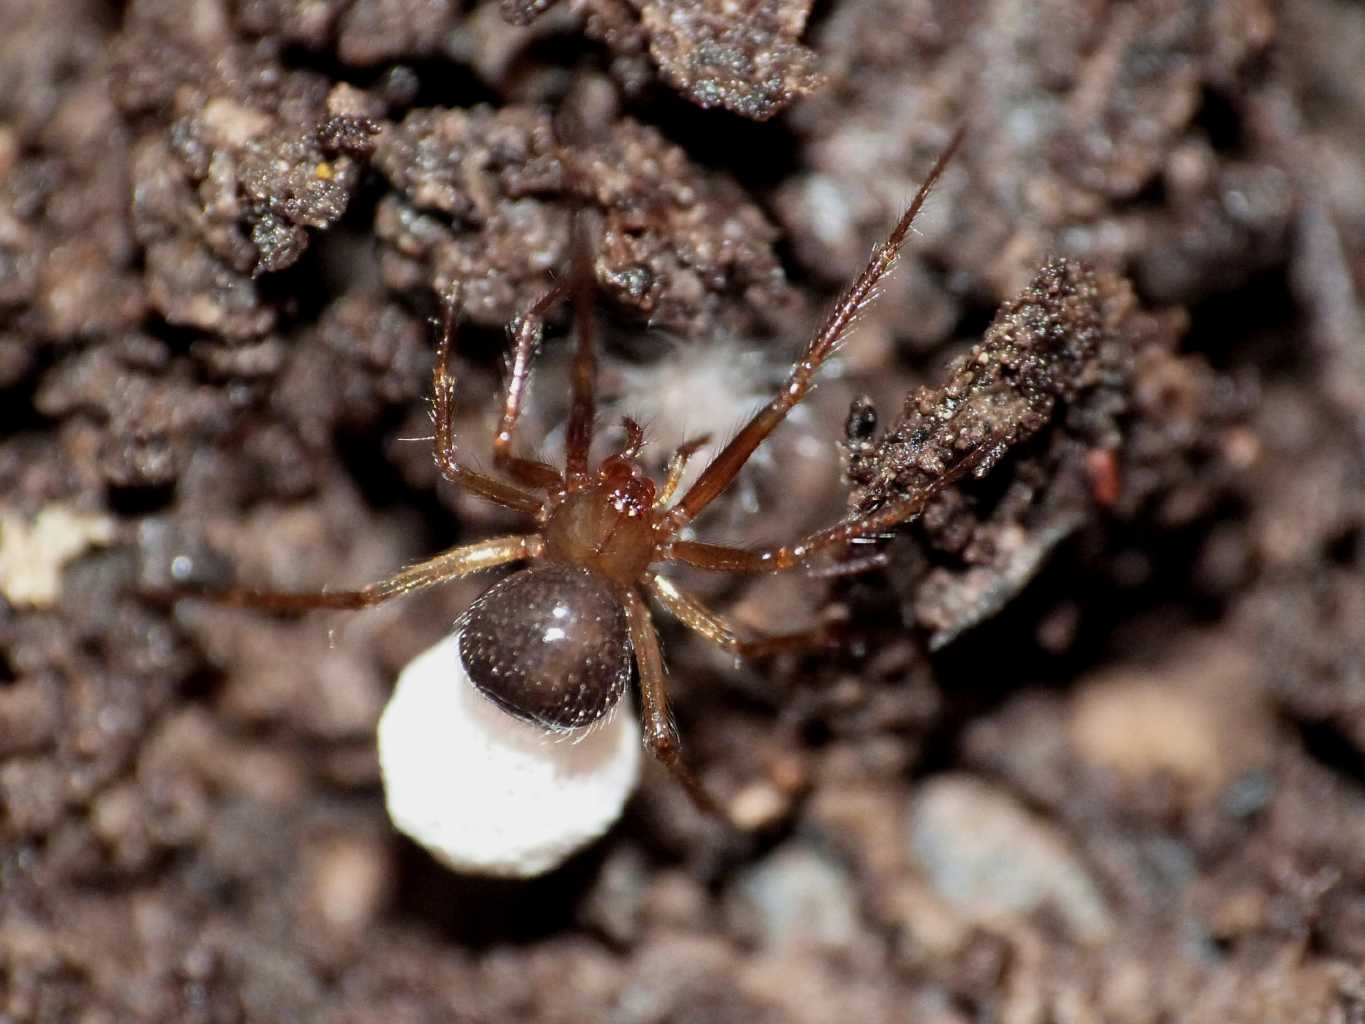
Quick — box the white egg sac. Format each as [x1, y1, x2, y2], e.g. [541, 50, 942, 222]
[377, 630, 641, 878]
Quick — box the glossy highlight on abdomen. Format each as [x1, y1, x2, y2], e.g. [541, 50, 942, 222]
[458, 565, 632, 729]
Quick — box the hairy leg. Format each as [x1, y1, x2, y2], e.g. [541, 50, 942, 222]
[802, 548, 889, 581]
[661, 128, 965, 536]
[431, 298, 545, 516]
[668, 442, 999, 573]
[644, 574, 838, 659]
[178, 534, 541, 611]
[563, 211, 598, 484]
[494, 280, 570, 490]
[664, 437, 990, 573]
[622, 586, 722, 816]
[553, 91, 605, 487]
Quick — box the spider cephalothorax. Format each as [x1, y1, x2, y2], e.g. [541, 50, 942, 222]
[204, 129, 978, 814]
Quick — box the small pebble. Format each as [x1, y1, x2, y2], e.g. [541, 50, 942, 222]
[0, 504, 115, 607]
[1068, 645, 1271, 805]
[732, 843, 860, 952]
[304, 833, 391, 941]
[907, 775, 1112, 942]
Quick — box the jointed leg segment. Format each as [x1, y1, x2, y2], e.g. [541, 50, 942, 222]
[665, 438, 992, 573]
[661, 128, 966, 537]
[431, 299, 545, 516]
[564, 211, 598, 484]
[494, 281, 570, 491]
[183, 534, 542, 611]
[644, 575, 838, 659]
[623, 587, 721, 815]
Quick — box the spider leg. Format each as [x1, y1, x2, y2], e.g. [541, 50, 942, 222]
[801, 545, 891, 579]
[622, 587, 723, 816]
[563, 210, 598, 485]
[653, 436, 712, 510]
[665, 437, 991, 573]
[661, 127, 965, 537]
[168, 534, 542, 611]
[494, 280, 571, 491]
[432, 298, 545, 516]
[644, 574, 839, 659]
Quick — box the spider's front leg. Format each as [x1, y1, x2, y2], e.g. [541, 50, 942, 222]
[494, 280, 571, 491]
[563, 209, 598, 484]
[665, 437, 995, 574]
[429, 297, 545, 516]
[659, 128, 966, 537]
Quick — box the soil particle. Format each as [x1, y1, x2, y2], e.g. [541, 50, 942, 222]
[272, 295, 432, 445]
[845, 258, 1183, 646]
[613, 936, 783, 1024]
[37, 337, 234, 488]
[500, 0, 823, 120]
[0, 504, 116, 607]
[0, 678, 61, 758]
[1244, 570, 1365, 753]
[849, 258, 1128, 506]
[129, 88, 379, 336]
[635, 0, 824, 121]
[1067, 639, 1275, 807]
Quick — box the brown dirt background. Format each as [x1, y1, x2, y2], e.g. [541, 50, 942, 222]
[3, 0, 1365, 1020]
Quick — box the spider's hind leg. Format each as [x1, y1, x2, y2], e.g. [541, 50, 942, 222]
[644, 574, 841, 661]
[622, 587, 726, 817]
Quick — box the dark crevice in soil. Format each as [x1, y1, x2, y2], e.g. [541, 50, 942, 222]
[1297, 719, 1365, 789]
[0, 358, 55, 436]
[1180, 266, 1300, 371]
[392, 836, 609, 948]
[0, 648, 17, 686]
[1193, 86, 1248, 155]
[105, 480, 178, 517]
[633, 88, 804, 195]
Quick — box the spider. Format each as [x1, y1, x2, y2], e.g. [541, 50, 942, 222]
[206, 129, 974, 815]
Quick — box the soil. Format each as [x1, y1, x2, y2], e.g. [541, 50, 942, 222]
[3, 0, 1365, 1020]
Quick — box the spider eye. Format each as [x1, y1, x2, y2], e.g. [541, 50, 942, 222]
[458, 565, 631, 730]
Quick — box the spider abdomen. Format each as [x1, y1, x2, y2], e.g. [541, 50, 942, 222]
[458, 565, 632, 729]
